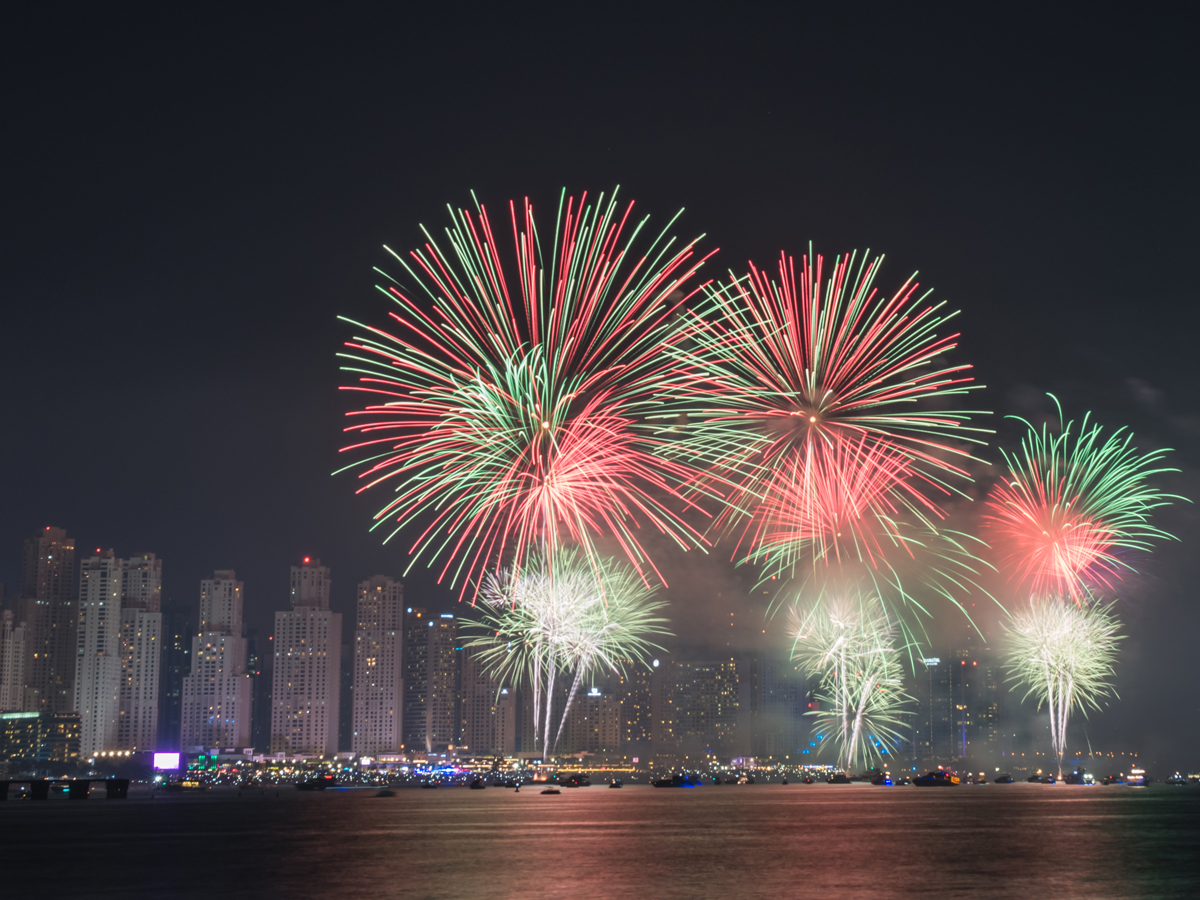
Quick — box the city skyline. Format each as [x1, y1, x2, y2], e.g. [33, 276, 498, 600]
[0, 525, 1163, 775]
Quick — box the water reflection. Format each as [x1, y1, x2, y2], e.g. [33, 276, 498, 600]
[4, 784, 1197, 898]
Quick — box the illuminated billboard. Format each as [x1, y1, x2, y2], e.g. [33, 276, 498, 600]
[153, 752, 181, 770]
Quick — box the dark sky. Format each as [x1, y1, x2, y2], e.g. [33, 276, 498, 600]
[4, 8, 1198, 767]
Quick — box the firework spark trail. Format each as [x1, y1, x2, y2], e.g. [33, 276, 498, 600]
[338, 189, 718, 597]
[1004, 599, 1122, 776]
[791, 594, 912, 770]
[664, 245, 990, 558]
[660, 246, 991, 624]
[461, 549, 669, 757]
[983, 396, 1184, 603]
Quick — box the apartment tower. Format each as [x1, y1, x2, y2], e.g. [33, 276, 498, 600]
[350, 576, 404, 758]
[270, 558, 341, 756]
[180, 571, 252, 750]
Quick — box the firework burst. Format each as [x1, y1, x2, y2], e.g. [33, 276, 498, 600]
[666, 245, 990, 581]
[791, 594, 913, 771]
[984, 397, 1182, 603]
[337, 189, 717, 595]
[461, 549, 669, 757]
[1004, 599, 1122, 775]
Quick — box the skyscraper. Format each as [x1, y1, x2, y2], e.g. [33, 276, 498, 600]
[402, 607, 428, 751]
[270, 558, 341, 757]
[19, 527, 76, 713]
[912, 656, 954, 765]
[181, 571, 252, 751]
[666, 659, 739, 756]
[158, 601, 192, 750]
[351, 575, 403, 758]
[617, 664, 652, 750]
[74, 552, 122, 757]
[116, 554, 162, 751]
[459, 643, 515, 756]
[426, 615, 457, 751]
[566, 679, 621, 755]
[401, 608, 458, 753]
[0, 610, 27, 709]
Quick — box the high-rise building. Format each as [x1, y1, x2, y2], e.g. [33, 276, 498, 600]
[181, 571, 252, 751]
[351, 576, 404, 758]
[72, 551, 164, 756]
[426, 615, 457, 751]
[20, 527, 76, 713]
[912, 656, 955, 765]
[247, 627, 272, 751]
[402, 607, 428, 750]
[401, 608, 458, 753]
[270, 558, 341, 757]
[756, 659, 806, 759]
[665, 659, 739, 756]
[618, 664, 653, 751]
[459, 643, 515, 756]
[566, 679, 621, 755]
[74, 552, 122, 757]
[1, 610, 27, 709]
[158, 601, 192, 750]
[116, 554, 162, 751]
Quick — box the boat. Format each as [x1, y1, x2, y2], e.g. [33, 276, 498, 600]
[651, 773, 703, 788]
[913, 771, 960, 787]
[560, 773, 591, 788]
[827, 773, 852, 784]
[541, 788, 561, 795]
[801, 776, 815, 785]
[609, 778, 623, 788]
[870, 773, 894, 786]
[781, 777, 788, 785]
[1063, 769, 1094, 785]
[295, 774, 336, 791]
[1165, 773, 1187, 786]
[468, 777, 486, 790]
[161, 780, 209, 793]
[1128, 767, 1146, 786]
[994, 774, 1014, 784]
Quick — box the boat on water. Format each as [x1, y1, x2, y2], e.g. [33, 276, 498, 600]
[994, 774, 1014, 784]
[560, 773, 591, 788]
[468, 777, 486, 790]
[827, 773, 852, 784]
[1063, 769, 1094, 785]
[1127, 767, 1146, 786]
[161, 780, 209, 793]
[651, 773, 703, 788]
[1026, 774, 1056, 784]
[913, 771, 960, 787]
[870, 773, 894, 786]
[295, 774, 336, 791]
[609, 778, 623, 788]
[541, 788, 561, 795]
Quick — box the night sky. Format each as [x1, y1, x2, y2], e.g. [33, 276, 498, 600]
[4, 8, 1198, 767]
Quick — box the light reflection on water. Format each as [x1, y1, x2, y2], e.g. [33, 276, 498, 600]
[4, 784, 1197, 898]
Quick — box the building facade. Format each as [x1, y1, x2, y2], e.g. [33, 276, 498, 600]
[115, 554, 162, 751]
[19, 527, 76, 713]
[181, 571, 252, 751]
[0, 610, 26, 709]
[351, 576, 404, 757]
[74, 552, 122, 757]
[270, 559, 341, 756]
